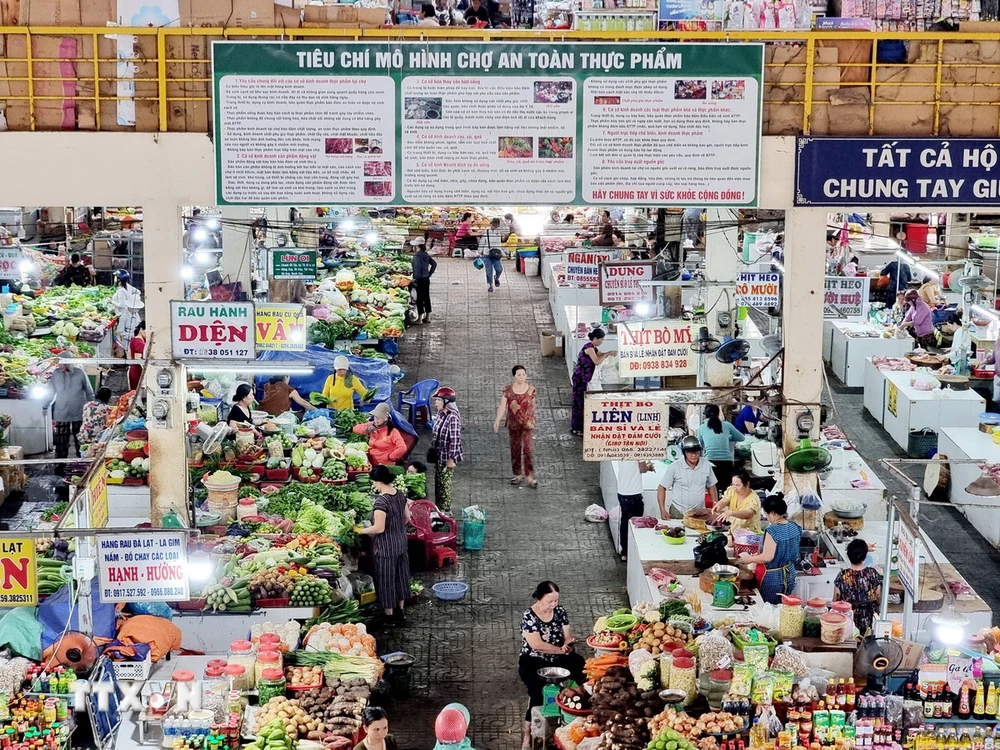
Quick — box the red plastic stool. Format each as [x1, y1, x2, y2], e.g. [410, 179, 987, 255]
[431, 546, 457, 568]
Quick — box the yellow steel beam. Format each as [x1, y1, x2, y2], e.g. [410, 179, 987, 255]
[157, 30, 168, 131]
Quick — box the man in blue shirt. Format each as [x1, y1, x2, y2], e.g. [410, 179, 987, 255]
[881, 259, 913, 296]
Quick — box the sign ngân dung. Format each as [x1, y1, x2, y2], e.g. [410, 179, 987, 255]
[565, 250, 613, 286]
[598, 261, 657, 306]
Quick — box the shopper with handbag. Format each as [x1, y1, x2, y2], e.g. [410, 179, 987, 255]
[429, 387, 462, 512]
[482, 218, 505, 293]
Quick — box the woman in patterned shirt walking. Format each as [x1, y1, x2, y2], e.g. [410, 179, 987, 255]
[357, 465, 411, 626]
[430, 387, 463, 512]
[494, 365, 538, 488]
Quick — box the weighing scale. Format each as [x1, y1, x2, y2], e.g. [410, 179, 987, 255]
[538, 667, 571, 717]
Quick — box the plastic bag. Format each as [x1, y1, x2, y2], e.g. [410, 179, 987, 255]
[303, 409, 333, 423]
[584, 504, 608, 522]
[0, 608, 43, 661]
[124, 602, 174, 620]
[330, 574, 354, 604]
[462, 505, 487, 523]
[305, 416, 334, 435]
[698, 630, 734, 672]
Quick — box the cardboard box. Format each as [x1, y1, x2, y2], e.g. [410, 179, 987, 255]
[303, 4, 385, 25]
[274, 2, 302, 25]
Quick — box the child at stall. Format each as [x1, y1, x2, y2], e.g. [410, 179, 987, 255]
[833, 539, 882, 637]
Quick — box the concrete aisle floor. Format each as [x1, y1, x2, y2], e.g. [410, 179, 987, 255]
[824, 374, 1000, 619]
[381, 259, 627, 750]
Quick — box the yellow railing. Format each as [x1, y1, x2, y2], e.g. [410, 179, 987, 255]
[2, 27, 1000, 135]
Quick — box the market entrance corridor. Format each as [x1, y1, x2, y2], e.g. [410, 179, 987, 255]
[380, 259, 627, 749]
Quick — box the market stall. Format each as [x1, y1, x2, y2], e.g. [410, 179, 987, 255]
[938, 427, 1000, 547]
[822, 320, 912, 388]
[863, 358, 985, 452]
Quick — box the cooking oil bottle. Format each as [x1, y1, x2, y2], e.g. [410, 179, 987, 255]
[959, 727, 974, 749]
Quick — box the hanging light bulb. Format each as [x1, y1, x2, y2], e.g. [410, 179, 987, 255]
[931, 608, 969, 645]
[180, 266, 194, 280]
[365, 232, 379, 244]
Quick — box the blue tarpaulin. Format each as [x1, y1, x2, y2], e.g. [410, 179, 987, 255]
[254, 347, 416, 437]
[39, 579, 117, 649]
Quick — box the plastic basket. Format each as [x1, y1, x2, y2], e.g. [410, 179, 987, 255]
[907, 429, 938, 459]
[431, 581, 469, 601]
[463, 521, 485, 551]
[110, 652, 152, 681]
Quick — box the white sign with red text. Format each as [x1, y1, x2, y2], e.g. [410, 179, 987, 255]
[599, 261, 657, 306]
[170, 301, 255, 359]
[583, 396, 667, 461]
[617, 320, 697, 377]
[0, 247, 22, 278]
[824, 276, 869, 319]
[565, 250, 613, 286]
[735, 272, 780, 308]
[97, 532, 189, 603]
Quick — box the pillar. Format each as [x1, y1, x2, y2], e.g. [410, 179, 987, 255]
[143, 204, 190, 526]
[780, 207, 828, 453]
[704, 208, 742, 387]
[220, 206, 255, 295]
[944, 213, 970, 261]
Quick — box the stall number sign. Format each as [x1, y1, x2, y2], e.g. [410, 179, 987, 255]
[0, 539, 37, 606]
[565, 250, 613, 286]
[270, 249, 317, 281]
[256, 303, 307, 352]
[170, 301, 255, 359]
[583, 396, 667, 461]
[887, 382, 899, 417]
[97, 532, 190, 603]
[89, 468, 108, 529]
[896, 518, 920, 599]
[0, 247, 22, 277]
[824, 276, 869, 319]
[598, 261, 656, 306]
[735, 272, 780, 308]
[618, 320, 697, 377]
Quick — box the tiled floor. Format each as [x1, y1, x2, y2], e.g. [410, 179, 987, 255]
[381, 259, 627, 750]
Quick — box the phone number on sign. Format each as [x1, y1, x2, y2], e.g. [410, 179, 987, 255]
[627, 359, 689, 370]
[180, 348, 253, 357]
[0, 594, 33, 603]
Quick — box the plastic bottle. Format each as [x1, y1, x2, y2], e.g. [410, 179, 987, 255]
[987, 682, 998, 717]
[975, 680, 987, 720]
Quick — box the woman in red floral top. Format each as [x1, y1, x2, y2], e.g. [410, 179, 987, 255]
[494, 365, 538, 488]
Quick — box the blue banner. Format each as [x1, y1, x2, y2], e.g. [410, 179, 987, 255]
[794, 137, 1000, 206]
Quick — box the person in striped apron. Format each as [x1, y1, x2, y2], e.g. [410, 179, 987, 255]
[737, 494, 802, 604]
[358, 465, 412, 626]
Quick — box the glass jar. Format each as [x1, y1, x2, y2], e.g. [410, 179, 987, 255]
[237, 497, 258, 520]
[257, 669, 286, 705]
[778, 595, 804, 639]
[227, 640, 256, 687]
[255, 650, 282, 688]
[831, 601, 855, 642]
[708, 669, 732, 711]
[222, 664, 249, 693]
[658, 652, 672, 689]
[258, 633, 282, 652]
[204, 665, 225, 679]
[207, 659, 228, 672]
[669, 656, 696, 705]
[805, 597, 828, 618]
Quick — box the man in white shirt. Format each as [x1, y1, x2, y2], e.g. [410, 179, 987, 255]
[657, 436, 718, 519]
[617, 461, 650, 561]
